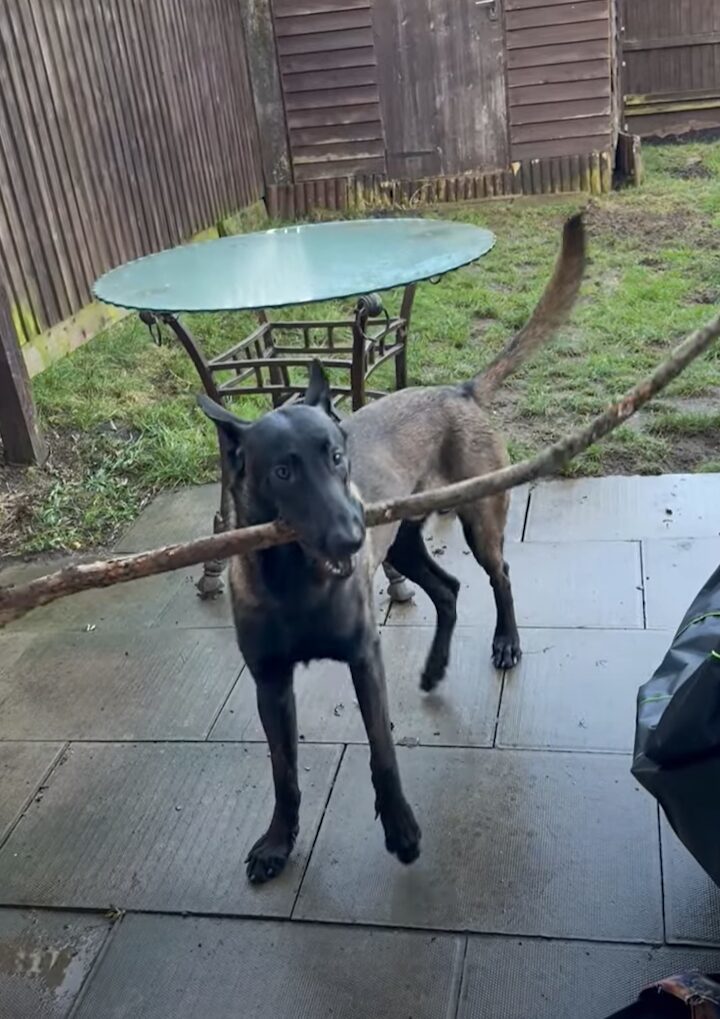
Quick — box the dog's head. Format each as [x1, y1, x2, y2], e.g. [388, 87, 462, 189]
[199, 361, 365, 580]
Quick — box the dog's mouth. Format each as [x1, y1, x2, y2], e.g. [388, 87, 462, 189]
[313, 554, 356, 580]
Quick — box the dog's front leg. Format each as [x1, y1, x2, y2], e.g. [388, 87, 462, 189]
[246, 669, 300, 884]
[350, 635, 421, 864]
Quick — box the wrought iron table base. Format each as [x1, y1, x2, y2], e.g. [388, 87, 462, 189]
[141, 289, 417, 601]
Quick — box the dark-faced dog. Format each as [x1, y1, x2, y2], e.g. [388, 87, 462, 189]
[200, 214, 586, 883]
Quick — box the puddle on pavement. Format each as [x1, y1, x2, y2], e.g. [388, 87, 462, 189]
[0, 915, 107, 1010]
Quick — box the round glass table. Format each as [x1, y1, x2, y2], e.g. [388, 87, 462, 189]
[93, 217, 495, 596]
[94, 217, 495, 312]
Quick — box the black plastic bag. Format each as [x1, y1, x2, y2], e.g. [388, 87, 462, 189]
[632, 564, 720, 887]
[604, 972, 720, 1018]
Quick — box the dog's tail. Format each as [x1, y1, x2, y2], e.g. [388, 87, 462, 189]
[469, 212, 586, 401]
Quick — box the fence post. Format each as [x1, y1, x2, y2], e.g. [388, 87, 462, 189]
[240, 0, 292, 188]
[0, 282, 46, 466]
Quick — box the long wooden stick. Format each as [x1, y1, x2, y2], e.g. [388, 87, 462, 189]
[2, 310, 719, 628]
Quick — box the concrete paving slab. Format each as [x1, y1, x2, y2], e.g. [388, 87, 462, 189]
[497, 629, 670, 753]
[457, 936, 720, 1019]
[662, 819, 720, 946]
[388, 538, 644, 629]
[526, 474, 720, 542]
[0, 629, 243, 740]
[295, 746, 662, 941]
[152, 569, 234, 628]
[210, 625, 501, 747]
[0, 742, 340, 916]
[0, 743, 62, 843]
[507, 485, 530, 543]
[74, 914, 464, 1019]
[113, 484, 221, 553]
[4, 571, 185, 634]
[0, 908, 111, 1019]
[0, 554, 91, 588]
[0, 633, 34, 675]
[642, 537, 720, 631]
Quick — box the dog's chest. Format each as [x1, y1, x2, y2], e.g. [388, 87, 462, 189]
[230, 563, 369, 670]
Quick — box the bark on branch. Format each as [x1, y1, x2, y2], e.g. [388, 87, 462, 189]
[2, 310, 720, 628]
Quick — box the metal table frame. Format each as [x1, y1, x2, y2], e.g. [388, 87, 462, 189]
[139, 285, 418, 600]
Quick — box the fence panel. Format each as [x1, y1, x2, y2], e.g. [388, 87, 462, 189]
[0, 0, 263, 348]
[621, 0, 720, 137]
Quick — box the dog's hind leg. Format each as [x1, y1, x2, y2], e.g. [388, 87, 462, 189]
[246, 667, 301, 884]
[386, 521, 460, 691]
[350, 631, 421, 864]
[459, 496, 521, 670]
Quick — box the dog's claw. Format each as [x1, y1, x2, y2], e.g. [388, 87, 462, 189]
[245, 829, 296, 884]
[492, 635, 521, 671]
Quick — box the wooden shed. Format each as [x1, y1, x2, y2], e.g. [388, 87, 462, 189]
[243, 0, 628, 216]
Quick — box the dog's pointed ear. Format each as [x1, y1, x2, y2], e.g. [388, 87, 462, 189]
[197, 394, 248, 473]
[304, 359, 340, 421]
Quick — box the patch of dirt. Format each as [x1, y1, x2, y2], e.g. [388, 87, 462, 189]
[690, 286, 720, 305]
[489, 386, 720, 477]
[669, 157, 714, 180]
[586, 204, 716, 250]
[470, 315, 498, 339]
[0, 430, 84, 559]
[657, 433, 720, 472]
[652, 390, 720, 416]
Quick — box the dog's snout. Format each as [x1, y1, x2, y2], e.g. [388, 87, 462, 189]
[326, 522, 364, 559]
[325, 511, 364, 559]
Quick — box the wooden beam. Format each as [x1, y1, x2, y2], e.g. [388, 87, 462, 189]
[624, 32, 720, 51]
[626, 98, 720, 118]
[625, 88, 720, 106]
[0, 281, 46, 465]
[239, 0, 293, 186]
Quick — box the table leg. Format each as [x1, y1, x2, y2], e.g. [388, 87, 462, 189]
[396, 283, 417, 391]
[157, 313, 222, 402]
[383, 561, 414, 604]
[143, 313, 229, 598]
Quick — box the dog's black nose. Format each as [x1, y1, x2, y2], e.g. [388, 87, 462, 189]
[325, 519, 364, 560]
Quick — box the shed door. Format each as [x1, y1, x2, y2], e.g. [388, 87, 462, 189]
[271, 0, 387, 182]
[372, 0, 509, 178]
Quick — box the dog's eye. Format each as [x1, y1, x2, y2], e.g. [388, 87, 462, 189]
[332, 450, 343, 466]
[274, 465, 290, 481]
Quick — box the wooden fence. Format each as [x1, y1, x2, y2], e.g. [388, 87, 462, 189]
[621, 0, 720, 137]
[0, 0, 263, 357]
[266, 151, 615, 220]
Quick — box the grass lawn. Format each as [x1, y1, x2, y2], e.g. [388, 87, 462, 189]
[2, 139, 719, 558]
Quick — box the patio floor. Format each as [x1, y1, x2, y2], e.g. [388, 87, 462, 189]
[1, 473, 720, 1018]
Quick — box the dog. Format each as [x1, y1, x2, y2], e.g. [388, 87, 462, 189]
[199, 213, 586, 883]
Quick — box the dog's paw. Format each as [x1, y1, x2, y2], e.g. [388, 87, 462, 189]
[245, 829, 296, 884]
[420, 651, 449, 692]
[382, 800, 421, 865]
[492, 634, 521, 670]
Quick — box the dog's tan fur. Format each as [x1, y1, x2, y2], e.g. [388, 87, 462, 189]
[346, 213, 586, 575]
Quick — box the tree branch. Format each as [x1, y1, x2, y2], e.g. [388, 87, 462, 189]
[2, 310, 719, 628]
